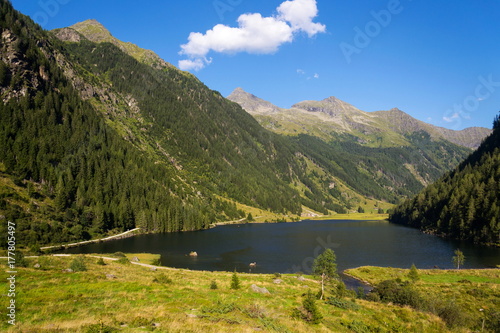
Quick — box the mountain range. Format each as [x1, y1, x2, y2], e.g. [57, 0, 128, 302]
[0, 1, 493, 247]
[228, 87, 490, 149]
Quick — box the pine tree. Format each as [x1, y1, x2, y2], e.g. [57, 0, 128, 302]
[408, 264, 420, 282]
[230, 270, 241, 290]
[302, 290, 323, 324]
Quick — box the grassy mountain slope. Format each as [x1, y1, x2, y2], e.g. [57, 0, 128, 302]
[389, 116, 500, 245]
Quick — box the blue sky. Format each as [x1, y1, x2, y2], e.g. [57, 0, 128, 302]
[10, 0, 500, 130]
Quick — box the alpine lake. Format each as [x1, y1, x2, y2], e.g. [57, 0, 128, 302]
[62, 219, 500, 287]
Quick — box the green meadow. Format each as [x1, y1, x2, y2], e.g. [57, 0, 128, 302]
[1, 255, 498, 332]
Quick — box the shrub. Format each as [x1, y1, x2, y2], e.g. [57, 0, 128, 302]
[210, 280, 218, 290]
[113, 252, 126, 258]
[423, 296, 469, 328]
[202, 300, 236, 314]
[244, 303, 266, 319]
[273, 272, 282, 279]
[82, 322, 117, 333]
[13, 251, 28, 268]
[436, 301, 467, 328]
[341, 320, 372, 333]
[365, 292, 380, 302]
[356, 287, 366, 299]
[333, 281, 356, 298]
[116, 257, 130, 265]
[153, 273, 172, 284]
[70, 256, 87, 272]
[327, 297, 360, 311]
[96, 257, 106, 266]
[374, 279, 422, 308]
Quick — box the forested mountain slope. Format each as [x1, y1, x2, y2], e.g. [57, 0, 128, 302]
[0, 0, 240, 247]
[0, 1, 379, 248]
[389, 115, 500, 245]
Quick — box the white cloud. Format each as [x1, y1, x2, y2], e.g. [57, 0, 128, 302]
[313, 73, 319, 79]
[178, 58, 208, 71]
[297, 69, 306, 74]
[179, 0, 325, 70]
[277, 0, 326, 36]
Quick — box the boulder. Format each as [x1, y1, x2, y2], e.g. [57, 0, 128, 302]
[250, 284, 270, 294]
[189, 251, 198, 257]
[106, 274, 117, 279]
[132, 256, 140, 262]
[273, 279, 283, 284]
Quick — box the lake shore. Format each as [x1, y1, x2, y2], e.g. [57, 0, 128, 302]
[210, 213, 389, 228]
[36, 213, 388, 253]
[40, 228, 141, 252]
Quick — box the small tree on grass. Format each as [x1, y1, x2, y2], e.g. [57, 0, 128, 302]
[96, 257, 106, 266]
[408, 264, 419, 282]
[230, 270, 241, 290]
[210, 280, 218, 290]
[70, 256, 87, 272]
[452, 249, 465, 269]
[312, 248, 338, 300]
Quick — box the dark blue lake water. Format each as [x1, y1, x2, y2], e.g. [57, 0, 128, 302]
[63, 220, 500, 274]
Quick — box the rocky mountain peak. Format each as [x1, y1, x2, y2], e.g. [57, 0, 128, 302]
[69, 19, 112, 43]
[227, 88, 282, 114]
[53, 20, 172, 70]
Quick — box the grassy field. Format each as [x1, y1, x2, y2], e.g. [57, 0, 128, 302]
[2, 255, 498, 332]
[346, 266, 500, 332]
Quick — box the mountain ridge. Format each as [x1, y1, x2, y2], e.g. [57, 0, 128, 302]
[228, 88, 491, 149]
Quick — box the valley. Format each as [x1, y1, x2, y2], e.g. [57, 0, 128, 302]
[0, 1, 499, 332]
